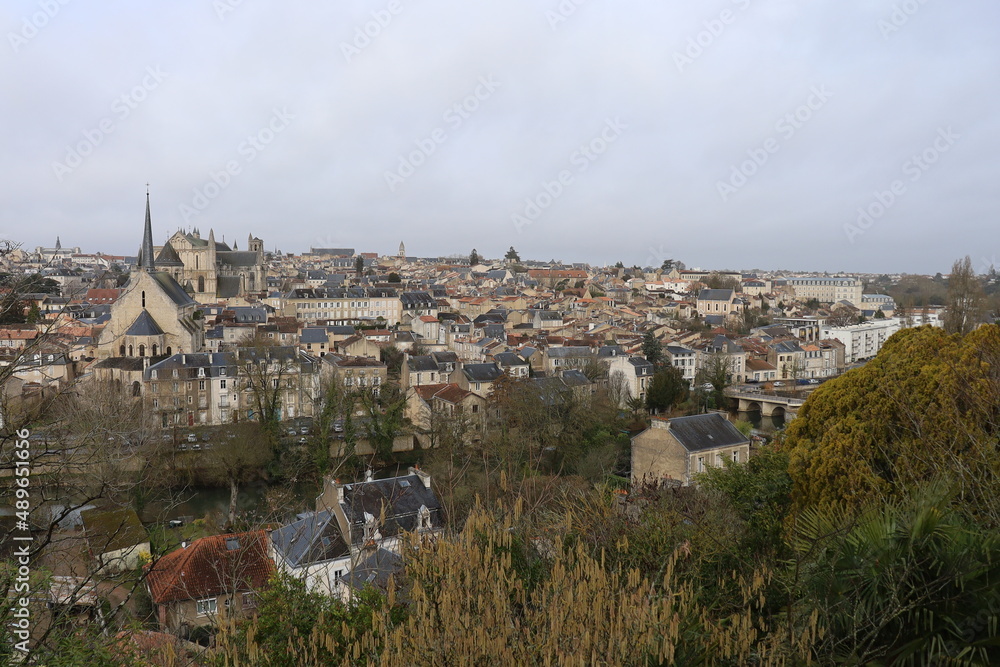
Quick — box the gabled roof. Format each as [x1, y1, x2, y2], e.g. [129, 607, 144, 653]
[666, 413, 749, 452]
[146, 531, 273, 604]
[154, 242, 184, 267]
[270, 511, 349, 568]
[462, 363, 503, 382]
[150, 272, 197, 307]
[125, 310, 164, 337]
[300, 327, 328, 344]
[698, 289, 735, 301]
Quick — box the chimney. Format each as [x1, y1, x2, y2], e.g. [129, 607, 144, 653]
[408, 466, 431, 489]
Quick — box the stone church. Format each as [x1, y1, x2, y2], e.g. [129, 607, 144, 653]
[154, 229, 267, 303]
[95, 195, 204, 377]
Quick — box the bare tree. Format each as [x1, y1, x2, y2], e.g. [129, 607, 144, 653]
[206, 421, 274, 528]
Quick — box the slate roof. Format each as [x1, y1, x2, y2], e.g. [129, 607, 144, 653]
[340, 474, 444, 546]
[560, 369, 591, 386]
[217, 251, 260, 267]
[548, 346, 593, 359]
[270, 511, 350, 568]
[150, 272, 197, 307]
[482, 323, 506, 340]
[494, 352, 527, 367]
[154, 242, 184, 267]
[218, 276, 242, 298]
[341, 548, 402, 595]
[667, 413, 750, 452]
[125, 310, 164, 337]
[699, 289, 735, 301]
[300, 327, 328, 344]
[146, 531, 273, 604]
[407, 355, 439, 373]
[462, 363, 503, 383]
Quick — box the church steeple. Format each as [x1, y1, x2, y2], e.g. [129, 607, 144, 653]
[55, 236, 61, 250]
[138, 187, 156, 271]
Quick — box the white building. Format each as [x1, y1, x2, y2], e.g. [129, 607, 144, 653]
[821, 318, 901, 363]
[608, 355, 655, 406]
[786, 276, 864, 307]
[664, 345, 697, 386]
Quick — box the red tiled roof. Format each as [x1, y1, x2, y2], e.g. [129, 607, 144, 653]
[145, 531, 273, 605]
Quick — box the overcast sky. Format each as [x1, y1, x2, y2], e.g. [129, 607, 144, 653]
[2, 0, 997, 274]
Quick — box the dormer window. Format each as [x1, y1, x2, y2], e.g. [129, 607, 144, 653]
[418, 505, 432, 531]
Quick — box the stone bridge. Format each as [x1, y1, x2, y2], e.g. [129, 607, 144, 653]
[724, 389, 805, 420]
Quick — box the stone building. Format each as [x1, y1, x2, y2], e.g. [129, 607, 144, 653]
[93, 194, 204, 392]
[154, 230, 267, 303]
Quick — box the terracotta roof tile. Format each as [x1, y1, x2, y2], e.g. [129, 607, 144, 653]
[145, 530, 273, 604]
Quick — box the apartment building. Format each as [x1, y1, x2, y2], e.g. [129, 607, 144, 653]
[282, 287, 403, 325]
[144, 347, 320, 427]
[785, 276, 863, 306]
[821, 318, 901, 363]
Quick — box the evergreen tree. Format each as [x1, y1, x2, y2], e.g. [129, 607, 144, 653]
[640, 330, 662, 366]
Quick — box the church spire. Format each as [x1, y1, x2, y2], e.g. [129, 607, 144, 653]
[138, 186, 156, 271]
[55, 236, 61, 250]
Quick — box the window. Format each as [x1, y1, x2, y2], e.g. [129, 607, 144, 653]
[220, 368, 227, 376]
[196, 598, 217, 616]
[172, 382, 178, 392]
[199, 380, 206, 390]
[152, 398, 158, 408]
[151, 370, 158, 380]
[220, 379, 227, 389]
[141, 291, 146, 308]
[732, 450, 740, 463]
[697, 457, 705, 473]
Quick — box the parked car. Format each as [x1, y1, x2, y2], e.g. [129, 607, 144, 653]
[333, 419, 344, 433]
[807, 379, 820, 384]
[191, 443, 201, 451]
[299, 426, 309, 435]
[773, 381, 785, 387]
[186, 433, 197, 443]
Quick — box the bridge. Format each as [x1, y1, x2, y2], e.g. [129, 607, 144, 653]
[724, 388, 806, 420]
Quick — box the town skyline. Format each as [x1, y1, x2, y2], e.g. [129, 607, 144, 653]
[3, 1, 998, 275]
